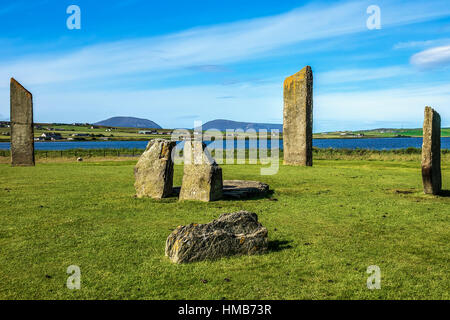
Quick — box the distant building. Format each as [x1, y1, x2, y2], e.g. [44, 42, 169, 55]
[41, 132, 63, 141]
[139, 130, 157, 135]
[71, 133, 90, 137]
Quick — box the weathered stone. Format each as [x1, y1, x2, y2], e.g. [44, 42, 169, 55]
[165, 211, 268, 263]
[222, 180, 269, 199]
[283, 66, 313, 166]
[179, 141, 223, 201]
[10, 78, 34, 166]
[172, 180, 270, 199]
[134, 139, 176, 199]
[422, 106, 442, 195]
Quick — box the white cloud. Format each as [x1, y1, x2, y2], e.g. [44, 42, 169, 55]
[410, 45, 450, 68]
[1, 0, 450, 130]
[394, 38, 450, 50]
[317, 66, 414, 85]
[1, 0, 450, 88]
[315, 83, 450, 130]
[1, 76, 448, 130]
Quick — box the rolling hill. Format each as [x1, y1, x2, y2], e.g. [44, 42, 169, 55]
[199, 119, 283, 132]
[94, 117, 162, 129]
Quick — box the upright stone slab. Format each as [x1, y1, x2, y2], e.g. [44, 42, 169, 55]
[283, 66, 313, 166]
[179, 141, 223, 202]
[134, 139, 176, 199]
[10, 78, 34, 166]
[422, 107, 442, 195]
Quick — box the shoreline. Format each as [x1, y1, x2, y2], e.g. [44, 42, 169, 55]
[2, 135, 449, 144]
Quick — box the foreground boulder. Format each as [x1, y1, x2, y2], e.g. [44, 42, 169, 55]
[179, 141, 223, 201]
[165, 211, 268, 263]
[134, 139, 176, 199]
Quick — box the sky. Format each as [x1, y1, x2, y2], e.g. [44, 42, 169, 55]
[0, 0, 449, 132]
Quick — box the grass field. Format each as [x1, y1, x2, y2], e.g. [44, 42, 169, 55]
[0, 156, 449, 299]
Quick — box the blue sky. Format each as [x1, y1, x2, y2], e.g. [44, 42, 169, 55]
[0, 0, 450, 131]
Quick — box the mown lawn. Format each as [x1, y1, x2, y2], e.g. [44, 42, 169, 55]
[0, 158, 448, 299]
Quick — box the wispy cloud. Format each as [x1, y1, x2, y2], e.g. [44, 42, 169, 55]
[317, 66, 414, 85]
[2, 76, 447, 130]
[1, 0, 450, 88]
[394, 38, 450, 50]
[187, 65, 230, 73]
[216, 96, 236, 99]
[410, 45, 450, 68]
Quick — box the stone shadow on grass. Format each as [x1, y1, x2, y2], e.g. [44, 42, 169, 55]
[222, 189, 274, 201]
[438, 190, 450, 197]
[267, 240, 293, 253]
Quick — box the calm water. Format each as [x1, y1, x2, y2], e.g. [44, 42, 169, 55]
[0, 137, 449, 150]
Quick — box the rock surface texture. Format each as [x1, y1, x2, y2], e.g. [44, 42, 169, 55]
[422, 106, 442, 195]
[10, 78, 34, 166]
[283, 66, 313, 166]
[165, 211, 268, 263]
[179, 141, 223, 201]
[134, 139, 176, 199]
[222, 180, 270, 199]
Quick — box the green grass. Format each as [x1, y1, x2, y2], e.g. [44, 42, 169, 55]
[0, 158, 449, 299]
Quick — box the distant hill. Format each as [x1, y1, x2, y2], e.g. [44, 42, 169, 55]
[199, 119, 282, 132]
[94, 117, 162, 129]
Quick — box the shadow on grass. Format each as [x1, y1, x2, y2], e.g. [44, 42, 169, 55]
[438, 190, 450, 197]
[267, 240, 293, 253]
[222, 189, 274, 201]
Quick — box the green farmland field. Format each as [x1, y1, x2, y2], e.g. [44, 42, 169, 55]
[0, 157, 449, 299]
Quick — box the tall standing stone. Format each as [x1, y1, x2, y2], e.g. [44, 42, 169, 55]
[134, 139, 176, 199]
[422, 106, 442, 195]
[10, 78, 35, 166]
[283, 66, 313, 166]
[179, 141, 223, 202]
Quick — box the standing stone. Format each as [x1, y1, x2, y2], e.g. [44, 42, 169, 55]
[10, 78, 34, 166]
[179, 141, 223, 201]
[134, 139, 176, 199]
[422, 107, 442, 195]
[283, 66, 313, 166]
